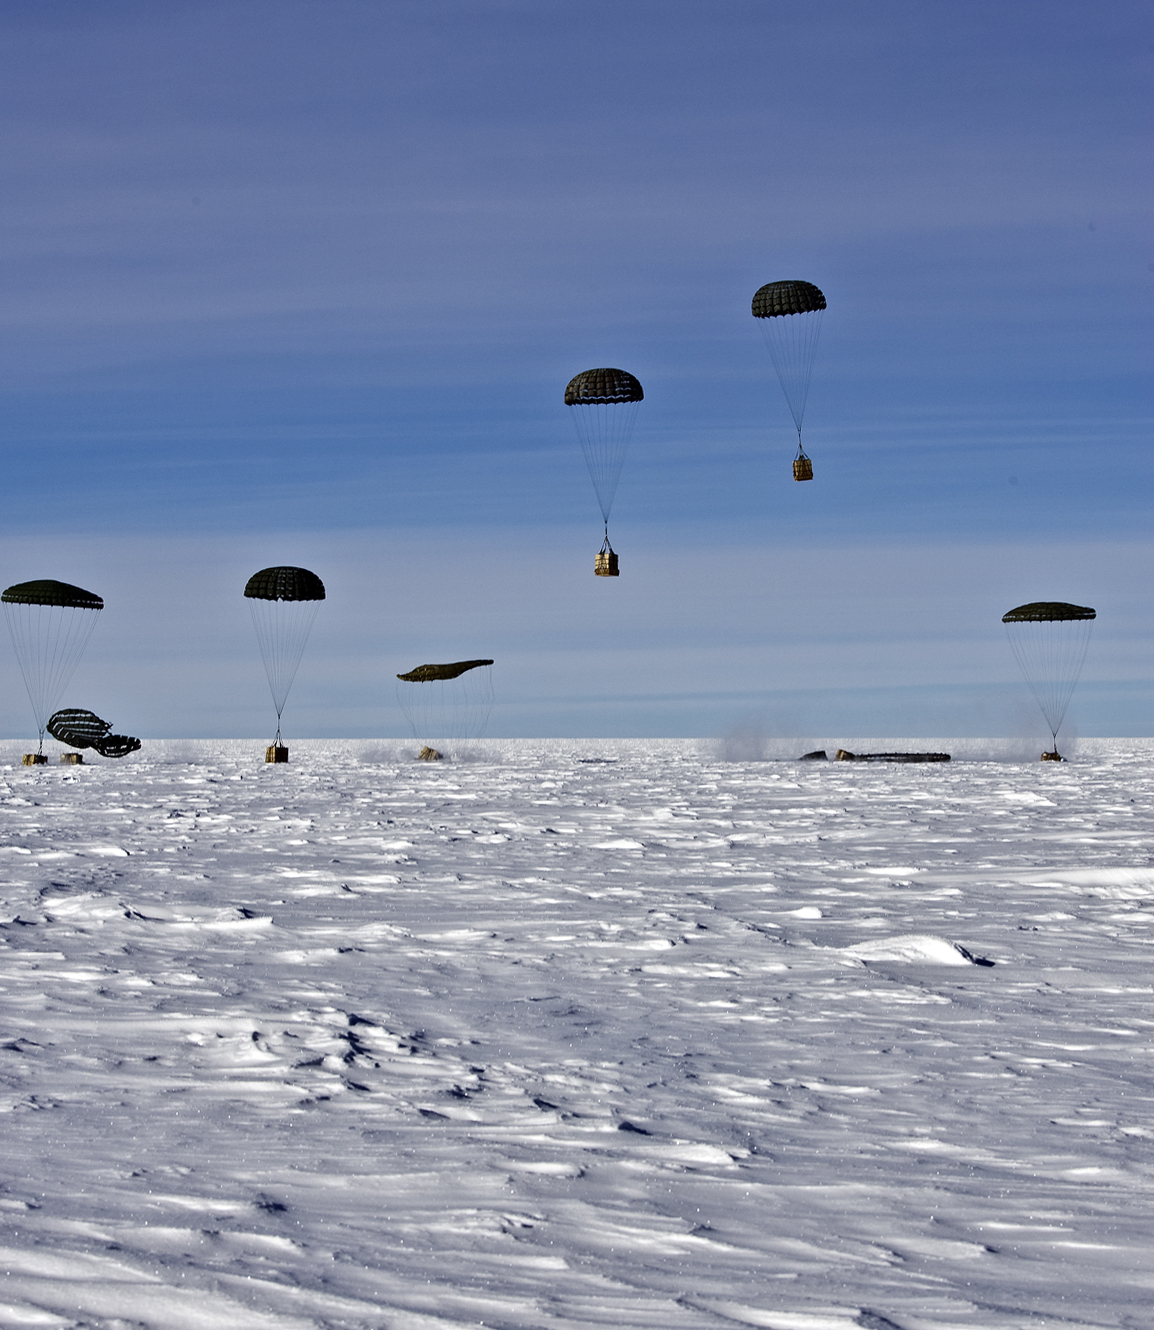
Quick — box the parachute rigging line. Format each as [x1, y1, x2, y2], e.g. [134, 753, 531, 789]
[564, 368, 643, 538]
[752, 280, 826, 468]
[2, 580, 104, 753]
[1002, 601, 1095, 751]
[244, 567, 325, 746]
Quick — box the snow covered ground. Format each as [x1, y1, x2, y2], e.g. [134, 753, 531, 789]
[1, 738, 1152, 1330]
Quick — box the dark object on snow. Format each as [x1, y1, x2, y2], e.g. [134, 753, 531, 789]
[47, 708, 141, 758]
[1040, 750, 1063, 762]
[418, 746, 443, 762]
[60, 752, 83, 765]
[954, 943, 995, 967]
[398, 660, 494, 683]
[834, 749, 950, 763]
[799, 749, 828, 760]
[22, 754, 47, 765]
[96, 735, 142, 758]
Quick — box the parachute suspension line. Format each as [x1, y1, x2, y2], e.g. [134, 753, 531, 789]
[569, 399, 641, 524]
[1004, 617, 1094, 748]
[248, 597, 321, 742]
[759, 307, 824, 437]
[395, 664, 495, 756]
[2, 601, 101, 753]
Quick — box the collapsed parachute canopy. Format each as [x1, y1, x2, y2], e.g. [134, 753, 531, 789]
[47, 708, 141, 758]
[2, 579, 104, 752]
[397, 659, 494, 683]
[565, 368, 644, 529]
[396, 658, 495, 756]
[752, 280, 826, 468]
[244, 566, 325, 744]
[1002, 601, 1096, 750]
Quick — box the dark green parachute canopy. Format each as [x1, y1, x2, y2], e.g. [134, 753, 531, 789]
[564, 369, 643, 405]
[1002, 602, 1096, 624]
[47, 708, 141, 758]
[752, 280, 827, 319]
[244, 566, 326, 602]
[397, 659, 494, 683]
[2, 579, 104, 610]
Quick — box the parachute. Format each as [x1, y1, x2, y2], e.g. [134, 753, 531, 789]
[2, 579, 104, 754]
[564, 368, 643, 575]
[396, 658, 494, 759]
[244, 566, 325, 746]
[1002, 601, 1096, 758]
[751, 280, 826, 480]
[47, 708, 141, 758]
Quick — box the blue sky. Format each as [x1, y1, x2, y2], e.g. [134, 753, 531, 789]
[0, 0, 1149, 740]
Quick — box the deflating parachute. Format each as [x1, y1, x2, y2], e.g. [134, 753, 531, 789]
[47, 708, 141, 758]
[1002, 601, 1096, 759]
[244, 566, 325, 746]
[396, 658, 494, 759]
[2, 579, 103, 754]
[565, 368, 643, 576]
[751, 280, 826, 481]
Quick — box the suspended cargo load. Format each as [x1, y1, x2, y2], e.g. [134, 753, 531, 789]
[244, 565, 325, 762]
[1002, 601, 1095, 761]
[565, 368, 643, 574]
[594, 535, 619, 577]
[752, 280, 826, 481]
[396, 658, 494, 760]
[2, 579, 103, 759]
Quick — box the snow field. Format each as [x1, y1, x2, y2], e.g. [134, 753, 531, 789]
[1, 739, 1152, 1328]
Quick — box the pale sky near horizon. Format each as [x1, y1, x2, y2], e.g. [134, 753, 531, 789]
[0, 1, 1149, 740]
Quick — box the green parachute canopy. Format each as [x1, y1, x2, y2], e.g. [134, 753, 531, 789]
[244, 566, 326, 602]
[2, 579, 104, 610]
[564, 368, 644, 405]
[397, 659, 494, 682]
[2, 578, 104, 752]
[1002, 602, 1096, 624]
[244, 565, 325, 744]
[1002, 601, 1096, 749]
[751, 280, 827, 318]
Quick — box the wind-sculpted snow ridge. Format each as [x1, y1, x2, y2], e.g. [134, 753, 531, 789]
[1, 738, 1153, 1328]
